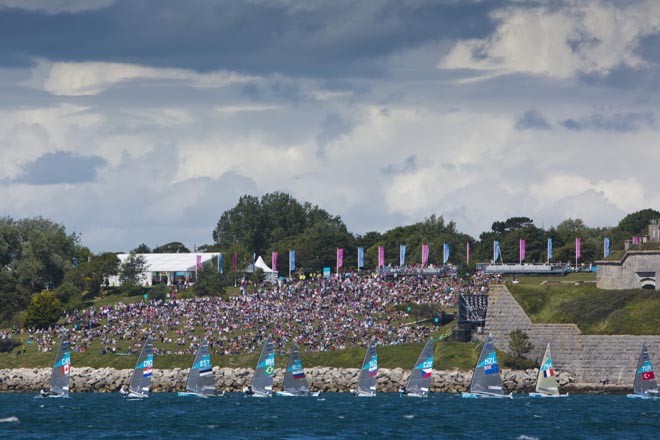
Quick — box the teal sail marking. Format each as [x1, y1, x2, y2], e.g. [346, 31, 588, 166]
[357, 339, 378, 396]
[251, 335, 275, 397]
[184, 337, 216, 396]
[281, 345, 311, 396]
[49, 334, 71, 397]
[405, 337, 434, 397]
[128, 335, 153, 398]
[463, 333, 510, 398]
[628, 344, 659, 399]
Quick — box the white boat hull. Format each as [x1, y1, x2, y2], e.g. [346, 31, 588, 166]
[529, 392, 569, 398]
[275, 391, 320, 397]
[402, 392, 428, 398]
[626, 393, 660, 400]
[461, 391, 513, 399]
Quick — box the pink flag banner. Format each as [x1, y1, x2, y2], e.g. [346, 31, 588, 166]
[337, 248, 344, 269]
[422, 244, 429, 266]
[632, 236, 640, 245]
[196, 255, 202, 271]
[576, 238, 581, 259]
[272, 252, 278, 271]
[378, 246, 385, 267]
[519, 239, 526, 262]
[466, 242, 471, 264]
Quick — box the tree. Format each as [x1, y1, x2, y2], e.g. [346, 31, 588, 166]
[132, 243, 152, 253]
[153, 242, 190, 253]
[119, 254, 148, 289]
[507, 329, 534, 369]
[24, 291, 63, 329]
[79, 252, 120, 296]
[193, 263, 226, 297]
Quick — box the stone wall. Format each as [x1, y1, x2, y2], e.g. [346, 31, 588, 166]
[0, 367, 576, 394]
[484, 284, 660, 384]
[596, 251, 660, 289]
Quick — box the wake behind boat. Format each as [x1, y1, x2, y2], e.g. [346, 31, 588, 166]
[401, 337, 434, 398]
[39, 333, 71, 398]
[352, 339, 378, 397]
[275, 344, 320, 397]
[123, 335, 153, 399]
[529, 343, 567, 398]
[245, 334, 275, 397]
[461, 333, 512, 399]
[178, 337, 221, 398]
[626, 343, 659, 400]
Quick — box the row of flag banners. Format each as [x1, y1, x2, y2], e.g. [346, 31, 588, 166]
[212, 237, 616, 273]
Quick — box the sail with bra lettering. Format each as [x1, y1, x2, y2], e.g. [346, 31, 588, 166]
[251, 335, 275, 397]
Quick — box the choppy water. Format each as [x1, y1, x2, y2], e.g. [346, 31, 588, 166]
[0, 393, 658, 439]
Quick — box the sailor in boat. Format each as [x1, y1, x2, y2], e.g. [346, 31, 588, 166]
[119, 386, 128, 396]
[243, 385, 254, 396]
[398, 387, 408, 396]
[39, 389, 48, 398]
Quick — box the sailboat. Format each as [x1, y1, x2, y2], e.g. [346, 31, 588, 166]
[122, 335, 153, 399]
[352, 339, 378, 397]
[245, 335, 275, 397]
[274, 344, 319, 397]
[177, 337, 220, 398]
[626, 344, 659, 400]
[402, 337, 434, 398]
[461, 333, 512, 399]
[39, 334, 71, 398]
[529, 343, 568, 398]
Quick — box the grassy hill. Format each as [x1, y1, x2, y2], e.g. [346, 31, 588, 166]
[508, 273, 660, 334]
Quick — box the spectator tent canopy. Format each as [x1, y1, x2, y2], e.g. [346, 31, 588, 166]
[109, 253, 221, 286]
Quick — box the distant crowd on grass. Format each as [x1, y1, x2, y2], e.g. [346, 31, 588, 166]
[8, 271, 495, 356]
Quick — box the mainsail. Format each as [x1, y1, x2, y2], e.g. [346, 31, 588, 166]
[357, 339, 378, 395]
[129, 336, 154, 397]
[185, 337, 216, 396]
[251, 335, 275, 396]
[633, 344, 658, 397]
[282, 344, 310, 395]
[535, 343, 559, 396]
[50, 334, 71, 397]
[405, 337, 434, 396]
[469, 334, 504, 396]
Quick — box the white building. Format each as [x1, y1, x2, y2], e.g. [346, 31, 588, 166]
[108, 253, 221, 287]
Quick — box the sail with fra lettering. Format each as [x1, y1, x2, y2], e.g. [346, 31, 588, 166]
[404, 337, 434, 398]
[178, 337, 218, 397]
[627, 344, 659, 400]
[356, 339, 378, 397]
[47, 334, 71, 398]
[127, 335, 153, 398]
[529, 343, 567, 398]
[461, 333, 511, 399]
[250, 335, 275, 397]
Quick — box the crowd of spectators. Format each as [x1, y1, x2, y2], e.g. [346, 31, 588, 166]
[11, 271, 494, 357]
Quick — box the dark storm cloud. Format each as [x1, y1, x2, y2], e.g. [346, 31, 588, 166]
[15, 151, 106, 184]
[560, 112, 655, 132]
[515, 110, 551, 130]
[0, 0, 502, 77]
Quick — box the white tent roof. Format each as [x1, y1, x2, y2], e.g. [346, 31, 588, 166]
[254, 255, 273, 272]
[117, 253, 220, 272]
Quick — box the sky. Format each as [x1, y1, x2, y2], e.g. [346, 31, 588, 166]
[0, 0, 659, 252]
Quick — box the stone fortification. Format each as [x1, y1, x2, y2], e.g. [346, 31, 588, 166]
[597, 251, 660, 289]
[0, 367, 578, 394]
[485, 284, 660, 384]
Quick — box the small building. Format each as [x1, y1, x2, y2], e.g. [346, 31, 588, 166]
[596, 251, 660, 290]
[649, 219, 660, 242]
[108, 253, 221, 287]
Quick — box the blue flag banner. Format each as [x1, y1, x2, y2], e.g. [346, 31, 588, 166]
[443, 243, 450, 264]
[218, 254, 223, 274]
[357, 247, 364, 269]
[547, 238, 553, 262]
[289, 250, 296, 271]
[604, 238, 610, 258]
[399, 244, 407, 266]
[493, 241, 501, 262]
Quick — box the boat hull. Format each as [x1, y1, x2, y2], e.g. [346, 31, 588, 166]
[402, 392, 428, 398]
[461, 392, 513, 399]
[529, 392, 569, 398]
[275, 391, 320, 397]
[626, 393, 660, 400]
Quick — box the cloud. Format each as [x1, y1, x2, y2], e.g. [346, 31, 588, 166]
[27, 61, 256, 96]
[560, 112, 655, 132]
[515, 110, 551, 130]
[14, 150, 106, 184]
[439, 0, 660, 81]
[0, 0, 113, 13]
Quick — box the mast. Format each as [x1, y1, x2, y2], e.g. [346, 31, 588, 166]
[405, 337, 434, 395]
[50, 334, 71, 397]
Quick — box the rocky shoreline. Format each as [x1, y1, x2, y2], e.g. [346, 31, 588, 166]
[0, 367, 631, 394]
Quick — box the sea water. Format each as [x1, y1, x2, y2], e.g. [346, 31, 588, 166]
[0, 393, 658, 439]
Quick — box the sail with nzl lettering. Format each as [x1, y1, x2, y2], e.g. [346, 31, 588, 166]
[404, 337, 434, 398]
[355, 339, 378, 397]
[125, 335, 153, 399]
[627, 344, 659, 400]
[461, 334, 512, 399]
[529, 343, 567, 398]
[178, 337, 219, 397]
